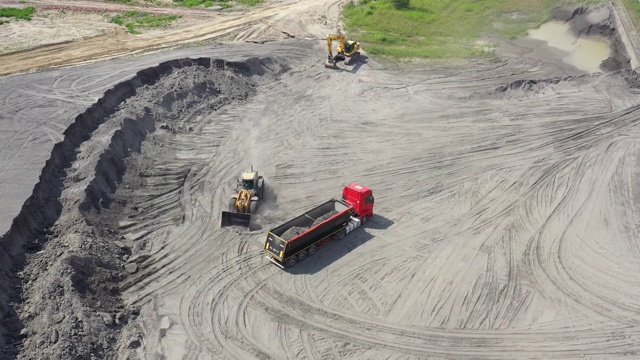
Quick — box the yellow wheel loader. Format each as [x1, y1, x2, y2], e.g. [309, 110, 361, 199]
[325, 33, 361, 69]
[220, 165, 265, 228]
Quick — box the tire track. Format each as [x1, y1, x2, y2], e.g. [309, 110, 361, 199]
[7, 20, 640, 358]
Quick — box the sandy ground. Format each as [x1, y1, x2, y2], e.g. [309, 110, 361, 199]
[2, 1, 640, 359]
[0, 11, 114, 55]
[0, 0, 340, 76]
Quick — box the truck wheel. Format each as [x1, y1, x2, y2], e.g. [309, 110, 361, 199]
[286, 257, 297, 268]
[229, 198, 237, 212]
[333, 230, 345, 240]
[297, 251, 307, 262]
[307, 245, 317, 257]
[249, 200, 257, 214]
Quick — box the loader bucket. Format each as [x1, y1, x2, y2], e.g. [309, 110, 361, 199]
[221, 211, 252, 228]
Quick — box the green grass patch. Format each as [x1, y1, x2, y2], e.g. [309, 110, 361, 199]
[174, 0, 211, 7]
[111, 11, 180, 34]
[236, 0, 263, 6]
[172, 0, 260, 9]
[622, 0, 640, 29]
[342, 0, 607, 60]
[172, 0, 235, 7]
[0, 19, 9, 25]
[0, 6, 36, 21]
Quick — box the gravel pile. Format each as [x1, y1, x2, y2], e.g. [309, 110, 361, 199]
[280, 211, 340, 240]
[312, 211, 339, 226]
[281, 226, 308, 240]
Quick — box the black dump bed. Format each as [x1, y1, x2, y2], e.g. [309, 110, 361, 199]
[265, 199, 352, 260]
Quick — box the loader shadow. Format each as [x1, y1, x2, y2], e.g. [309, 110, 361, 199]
[247, 181, 279, 232]
[285, 213, 394, 275]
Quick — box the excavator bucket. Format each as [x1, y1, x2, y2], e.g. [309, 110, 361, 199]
[324, 59, 338, 69]
[221, 211, 252, 228]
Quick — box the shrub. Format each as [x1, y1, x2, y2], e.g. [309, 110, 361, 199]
[391, 0, 409, 10]
[110, 11, 179, 34]
[0, 6, 36, 21]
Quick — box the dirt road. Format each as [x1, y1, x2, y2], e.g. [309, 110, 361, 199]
[2, 1, 640, 359]
[0, 0, 343, 77]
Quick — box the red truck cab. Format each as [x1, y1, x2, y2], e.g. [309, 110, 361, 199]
[342, 183, 374, 221]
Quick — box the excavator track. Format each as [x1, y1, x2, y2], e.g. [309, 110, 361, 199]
[325, 51, 359, 69]
[344, 52, 360, 66]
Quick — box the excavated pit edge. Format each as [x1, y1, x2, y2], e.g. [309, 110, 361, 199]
[0, 56, 270, 351]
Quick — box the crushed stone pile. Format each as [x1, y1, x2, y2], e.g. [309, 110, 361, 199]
[281, 226, 307, 240]
[280, 211, 340, 240]
[312, 210, 339, 226]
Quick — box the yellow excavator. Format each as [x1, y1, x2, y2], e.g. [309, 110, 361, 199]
[325, 33, 361, 69]
[220, 165, 265, 228]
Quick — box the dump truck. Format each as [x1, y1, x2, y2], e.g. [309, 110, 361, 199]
[263, 183, 374, 268]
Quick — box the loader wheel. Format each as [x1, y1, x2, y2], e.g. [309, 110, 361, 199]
[308, 245, 317, 257]
[249, 200, 257, 214]
[229, 198, 237, 212]
[286, 257, 297, 268]
[297, 250, 307, 263]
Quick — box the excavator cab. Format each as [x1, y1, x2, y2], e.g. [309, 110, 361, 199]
[344, 41, 357, 54]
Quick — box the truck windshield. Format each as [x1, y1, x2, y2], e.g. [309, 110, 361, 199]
[265, 233, 286, 259]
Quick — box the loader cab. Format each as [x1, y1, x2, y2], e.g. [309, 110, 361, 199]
[238, 171, 257, 190]
[240, 178, 254, 190]
[342, 183, 374, 220]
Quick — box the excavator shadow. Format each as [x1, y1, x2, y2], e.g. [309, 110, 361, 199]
[348, 54, 369, 73]
[326, 54, 369, 73]
[285, 213, 394, 275]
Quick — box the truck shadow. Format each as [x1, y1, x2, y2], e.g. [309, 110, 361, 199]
[285, 214, 394, 275]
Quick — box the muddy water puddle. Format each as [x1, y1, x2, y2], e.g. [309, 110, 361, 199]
[527, 21, 610, 73]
